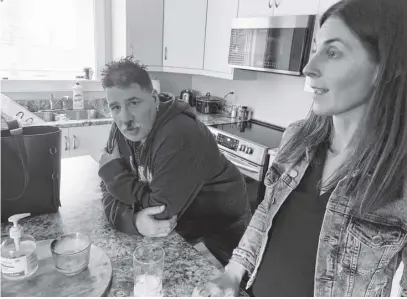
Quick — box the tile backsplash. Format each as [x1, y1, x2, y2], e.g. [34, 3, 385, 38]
[15, 98, 110, 115]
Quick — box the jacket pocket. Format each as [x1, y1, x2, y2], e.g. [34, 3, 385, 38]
[348, 218, 405, 248]
[341, 218, 406, 296]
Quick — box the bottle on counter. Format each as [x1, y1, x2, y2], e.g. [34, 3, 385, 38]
[238, 106, 248, 120]
[231, 105, 238, 118]
[1, 213, 39, 280]
[72, 81, 84, 110]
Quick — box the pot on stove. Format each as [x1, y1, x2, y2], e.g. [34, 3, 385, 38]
[196, 93, 221, 114]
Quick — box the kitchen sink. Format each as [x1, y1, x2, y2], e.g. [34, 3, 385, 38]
[34, 109, 110, 122]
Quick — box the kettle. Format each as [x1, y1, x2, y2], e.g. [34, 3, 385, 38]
[180, 89, 196, 107]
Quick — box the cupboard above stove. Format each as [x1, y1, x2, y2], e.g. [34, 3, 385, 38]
[110, 0, 339, 80]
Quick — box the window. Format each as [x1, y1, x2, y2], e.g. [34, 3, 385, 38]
[0, 0, 96, 79]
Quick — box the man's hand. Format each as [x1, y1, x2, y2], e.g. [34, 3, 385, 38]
[135, 205, 177, 237]
[99, 143, 121, 169]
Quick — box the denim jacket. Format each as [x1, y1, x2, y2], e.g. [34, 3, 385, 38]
[230, 121, 407, 297]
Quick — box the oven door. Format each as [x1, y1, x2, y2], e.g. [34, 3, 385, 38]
[220, 149, 266, 212]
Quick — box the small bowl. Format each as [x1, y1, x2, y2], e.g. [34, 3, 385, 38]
[50, 232, 91, 276]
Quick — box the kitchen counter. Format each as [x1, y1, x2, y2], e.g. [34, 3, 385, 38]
[0, 156, 248, 297]
[20, 107, 242, 129]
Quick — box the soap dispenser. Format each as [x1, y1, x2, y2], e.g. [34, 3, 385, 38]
[72, 81, 84, 110]
[1, 213, 38, 280]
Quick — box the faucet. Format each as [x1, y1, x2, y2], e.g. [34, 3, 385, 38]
[49, 94, 69, 110]
[49, 93, 55, 110]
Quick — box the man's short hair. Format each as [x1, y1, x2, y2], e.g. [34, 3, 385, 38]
[101, 55, 153, 92]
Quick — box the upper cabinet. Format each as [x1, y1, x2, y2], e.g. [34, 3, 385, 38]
[111, 0, 164, 67]
[204, 0, 238, 75]
[238, 0, 319, 18]
[163, 0, 208, 69]
[238, 0, 274, 18]
[272, 0, 319, 16]
[318, 0, 341, 15]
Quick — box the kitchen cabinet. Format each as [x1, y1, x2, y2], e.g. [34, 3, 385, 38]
[69, 125, 111, 161]
[237, 0, 274, 17]
[272, 0, 319, 16]
[111, 0, 163, 67]
[61, 125, 111, 161]
[61, 128, 70, 158]
[204, 0, 238, 75]
[318, 0, 341, 15]
[238, 0, 318, 17]
[163, 0, 208, 69]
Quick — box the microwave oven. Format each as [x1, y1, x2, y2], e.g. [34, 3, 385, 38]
[228, 15, 315, 76]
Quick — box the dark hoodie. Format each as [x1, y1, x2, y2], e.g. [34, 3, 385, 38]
[98, 100, 251, 262]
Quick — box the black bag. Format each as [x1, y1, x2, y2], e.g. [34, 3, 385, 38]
[1, 120, 62, 221]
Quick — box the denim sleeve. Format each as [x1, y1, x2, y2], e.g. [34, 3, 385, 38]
[400, 246, 407, 296]
[229, 190, 273, 275]
[228, 121, 303, 279]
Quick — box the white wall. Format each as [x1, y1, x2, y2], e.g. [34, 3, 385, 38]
[191, 72, 313, 128]
[149, 71, 192, 96]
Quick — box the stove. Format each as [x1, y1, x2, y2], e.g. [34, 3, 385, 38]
[208, 121, 284, 179]
[210, 122, 284, 149]
[207, 120, 285, 209]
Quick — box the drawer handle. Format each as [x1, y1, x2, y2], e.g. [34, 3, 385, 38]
[64, 136, 69, 151]
[73, 135, 77, 149]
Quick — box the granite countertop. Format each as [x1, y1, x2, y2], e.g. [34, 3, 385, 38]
[0, 156, 248, 297]
[22, 107, 241, 129]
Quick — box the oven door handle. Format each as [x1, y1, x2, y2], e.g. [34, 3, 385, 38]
[229, 160, 258, 174]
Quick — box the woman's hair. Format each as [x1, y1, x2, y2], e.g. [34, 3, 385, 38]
[277, 0, 407, 215]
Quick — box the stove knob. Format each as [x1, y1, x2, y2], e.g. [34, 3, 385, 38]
[240, 145, 246, 151]
[246, 147, 253, 154]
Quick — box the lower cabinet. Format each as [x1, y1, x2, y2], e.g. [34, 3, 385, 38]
[60, 125, 111, 161]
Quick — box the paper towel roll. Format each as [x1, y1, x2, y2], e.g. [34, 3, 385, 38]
[152, 80, 160, 93]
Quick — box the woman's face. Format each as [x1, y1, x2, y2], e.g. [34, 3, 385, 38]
[303, 16, 379, 117]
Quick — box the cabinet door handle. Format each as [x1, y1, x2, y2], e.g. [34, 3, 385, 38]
[73, 135, 77, 150]
[130, 44, 134, 55]
[64, 136, 69, 151]
[165, 47, 168, 60]
[268, 0, 273, 8]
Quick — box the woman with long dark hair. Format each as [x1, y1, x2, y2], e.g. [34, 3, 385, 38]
[194, 0, 407, 296]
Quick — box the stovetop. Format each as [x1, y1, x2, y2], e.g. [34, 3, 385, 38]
[210, 121, 285, 149]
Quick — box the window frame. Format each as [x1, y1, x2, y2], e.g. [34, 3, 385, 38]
[1, 0, 112, 93]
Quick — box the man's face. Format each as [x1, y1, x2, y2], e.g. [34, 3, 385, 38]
[106, 83, 157, 142]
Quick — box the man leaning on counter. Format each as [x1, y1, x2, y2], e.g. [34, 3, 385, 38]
[97, 56, 251, 265]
